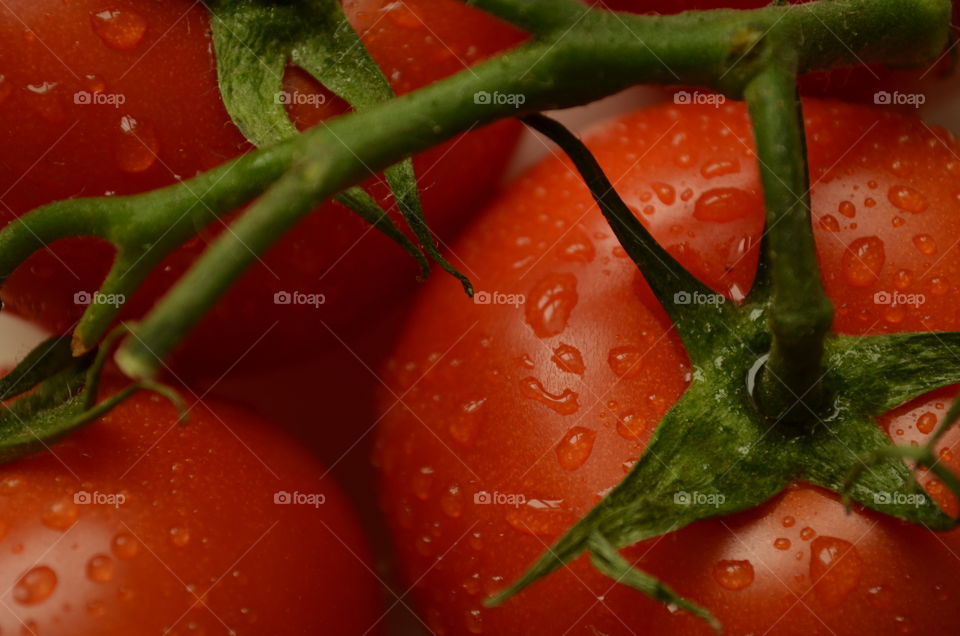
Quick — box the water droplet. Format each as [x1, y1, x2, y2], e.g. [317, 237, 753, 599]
[894, 269, 912, 290]
[519, 377, 579, 415]
[930, 278, 948, 296]
[25, 81, 64, 123]
[440, 485, 463, 518]
[556, 427, 597, 471]
[169, 527, 190, 547]
[701, 159, 740, 179]
[412, 467, 433, 500]
[839, 201, 856, 218]
[888, 185, 928, 214]
[842, 237, 885, 287]
[559, 228, 595, 263]
[41, 499, 79, 530]
[913, 234, 937, 255]
[86, 599, 107, 617]
[415, 535, 433, 557]
[712, 559, 754, 590]
[892, 216, 906, 228]
[0, 475, 22, 494]
[865, 197, 877, 208]
[616, 411, 648, 440]
[505, 499, 575, 537]
[465, 608, 483, 634]
[800, 527, 816, 541]
[819, 215, 841, 232]
[86, 555, 114, 583]
[14, 566, 57, 605]
[809, 536, 863, 606]
[607, 345, 644, 378]
[867, 584, 894, 609]
[83, 73, 107, 94]
[91, 10, 147, 50]
[774, 537, 791, 551]
[386, 2, 423, 28]
[449, 399, 486, 447]
[525, 273, 578, 338]
[651, 182, 676, 205]
[116, 115, 158, 173]
[693, 188, 756, 223]
[917, 411, 937, 435]
[552, 343, 585, 375]
[111, 532, 140, 560]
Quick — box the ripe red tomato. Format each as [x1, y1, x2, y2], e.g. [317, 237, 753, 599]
[375, 99, 960, 634]
[0, 384, 383, 634]
[0, 0, 524, 376]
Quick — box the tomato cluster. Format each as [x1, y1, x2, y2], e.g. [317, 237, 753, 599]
[2, 1, 960, 635]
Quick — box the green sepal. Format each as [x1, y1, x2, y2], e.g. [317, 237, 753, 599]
[0, 328, 185, 465]
[828, 332, 960, 416]
[521, 114, 735, 363]
[209, 0, 468, 290]
[800, 410, 953, 529]
[0, 335, 74, 401]
[588, 533, 721, 634]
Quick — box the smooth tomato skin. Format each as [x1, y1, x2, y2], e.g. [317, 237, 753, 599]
[0, 386, 383, 635]
[0, 0, 523, 376]
[375, 100, 960, 634]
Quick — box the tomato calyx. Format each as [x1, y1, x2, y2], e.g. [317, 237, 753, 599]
[0, 325, 186, 463]
[491, 115, 960, 631]
[210, 0, 464, 289]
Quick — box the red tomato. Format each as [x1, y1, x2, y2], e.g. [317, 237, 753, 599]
[375, 100, 960, 634]
[0, 0, 524, 377]
[0, 384, 384, 634]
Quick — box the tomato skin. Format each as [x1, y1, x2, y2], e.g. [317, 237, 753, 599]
[375, 100, 960, 634]
[0, 0, 524, 377]
[0, 385, 383, 635]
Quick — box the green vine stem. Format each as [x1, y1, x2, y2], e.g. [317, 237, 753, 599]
[0, 146, 295, 355]
[743, 53, 834, 423]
